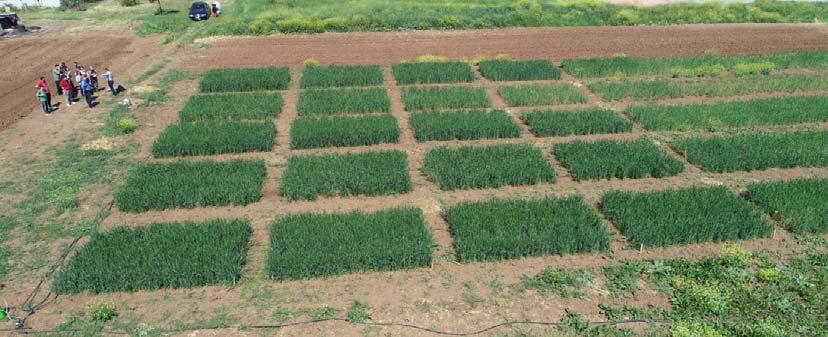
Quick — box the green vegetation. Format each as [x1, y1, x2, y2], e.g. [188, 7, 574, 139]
[290, 115, 400, 149]
[297, 88, 391, 116]
[422, 144, 556, 190]
[674, 130, 828, 173]
[199, 67, 290, 93]
[522, 108, 633, 137]
[554, 138, 684, 181]
[604, 261, 643, 294]
[498, 84, 587, 106]
[409, 109, 521, 141]
[746, 179, 828, 234]
[116, 160, 266, 212]
[522, 267, 594, 298]
[401, 86, 491, 111]
[268, 208, 432, 280]
[478, 59, 560, 81]
[280, 151, 411, 201]
[152, 121, 276, 158]
[445, 196, 609, 262]
[300, 64, 384, 88]
[179, 93, 283, 122]
[54, 219, 251, 294]
[628, 95, 828, 131]
[601, 186, 773, 247]
[392, 62, 475, 85]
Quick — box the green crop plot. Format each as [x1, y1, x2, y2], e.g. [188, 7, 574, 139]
[601, 186, 773, 247]
[674, 130, 828, 173]
[498, 84, 587, 106]
[152, 121, 276, 158]
[422, 144, 556, 190]
[300, 64, 384, 88]
[179, 92, 283, 122]
[445, 196, 609, 262]
[746, 179, 828, 234]
[268, 208, 432, 280]
[392, 62, 475, 84]
[555, 138, 683, 181]
[409, 109, 520, 141]
[628, 95, 828, 131]
[401, 86, 491, 111]
[280, 151, 411, 201]
[116, 159, 266, 212]
[53, 219, 251, 294]
[290, 115, 400, 149]
[199, 67, 291, 92]
[297, 87, 391, 116]
[522, 108, 633, 137]
[478, 59, 561, 81]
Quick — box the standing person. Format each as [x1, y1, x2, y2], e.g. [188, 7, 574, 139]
[103, 67, 116, 96]
[37, 88, 50, 116]
[80, 77, 94, 108]
[60, 75, 74, 107]
[212, 1, 222, 17]
[35, 77, 52, 112]
[53, 64, 63, 95]
[89, 66, 99, 91]
[74, 70, 82, 96]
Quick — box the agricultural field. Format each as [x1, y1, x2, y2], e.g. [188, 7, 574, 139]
[422, 144, 557, 190]
[297, 87, 391, 116]
[554, 138, 684, 181]
[401, 86, 492, 111]
[409, 110, 521, 141]
[498, 84, 587, 106]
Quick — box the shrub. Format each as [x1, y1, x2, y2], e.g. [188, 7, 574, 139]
[179, 92, 283, 122]
[445, 196, 609, 262]
[120, 0, 138, 7]
[600, 186, 773, 247]
[115, 117, 136, 134]
[116, 159, 265, 212]
[732, 62, 775, 76]
[268, 208, 432, 280]
[522, 108, 633, 137]
[409, 109, 521, 141]
[498, 84, 587, 106]
[478, 59, 560, 81]
[392, 62, 475, 84]
[670, 64, 726, 78]
[280, 151, 411, 201]
[554, 138, 684, 181]
[297, 88, 390, 116]
[53, 219, 251, 293]
[290, 115, 399, 149]
[401, 86, 491, 111]
[303, 58, 319, 67]
[90, 303, 118, 322]
[300, 65, 384, 88]
[422, 144, 556, 190]
[199, 67, 290, 93]
[746, 178, 828, 234]
[152, 121, 276, 158]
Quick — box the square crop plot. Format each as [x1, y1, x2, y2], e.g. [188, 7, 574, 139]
[445, 196, 610, 262]
[268, 208, 432, 280]
[152, 121, 275, 158]
[422, 144, 556, 190]
[199, 67, 290, 93]
[554, 138, 684, 181]
[300, 64, 384, 88]
[498, 84, 587, 107]
[409, 109, 521, 141]
[478, 59, 561, 81]
[297, 87, 391, 116]
[746, 179, 828, 234]
[280, 151, 412, 201]
[401, 86, 491, 111]
[522, 108, 633, 137]
[290, 114, 400, 149]
[53, 219, 251, 294]
[179, 92, 283, 122]
[600, 186, 773, 247]
[392, 62, 475, 85]
[116, 159, 266, 212]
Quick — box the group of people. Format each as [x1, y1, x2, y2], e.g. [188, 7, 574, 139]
[35, 62, 116, 116]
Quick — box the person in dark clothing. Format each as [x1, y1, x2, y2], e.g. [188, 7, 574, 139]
[53, 64, 63, 95]
[35, 77, 52, 112]
[60, 75, 74, 107]
[80, 77, 94, 108]
[89, 66, 99, 91]
[37, 88, 51, 116]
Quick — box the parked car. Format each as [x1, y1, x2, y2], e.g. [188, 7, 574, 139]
[0, 13, 19, 29]
[188, 2, 211, 21]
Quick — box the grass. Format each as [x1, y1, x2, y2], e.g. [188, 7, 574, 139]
[600, 186, 773, 247]
[300, 64, 384, 88]
[408, 109, 521, 141]
[422, 144, 556, 190]
[297, 87, 391, 116]
[522, 267, 595, 298]
[199, 67, 290, 93]
[673, 130, 828, 173]
[53, 219, 251, 294]
[522, 108, 633, 137]
[280, 151, 411, 201]
[290, 115, 399, 149]
[152, 121, 276, 158]
[179, 93, 283, 122]
[498, 84, 587, 106]
[478, 59, 561, 81]
[554, 138, 684, 181]
[746, 179, 828, 234]
[392, 62, 475, 85]
[401, 86, 491, 111]
[628, 95, 828, 131]
[268, 208, 432, 280]
[115, 159, 266, 212]
[445, 196, 609, 262]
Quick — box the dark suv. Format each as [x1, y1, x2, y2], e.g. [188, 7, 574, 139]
[0, 13, 19, 29]
[188, 2, 211, 21]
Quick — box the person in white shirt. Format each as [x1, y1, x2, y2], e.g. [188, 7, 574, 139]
[104, 67, 116, 96]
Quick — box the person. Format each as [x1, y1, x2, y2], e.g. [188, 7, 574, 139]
[74, 71, 82, 95]
[60, 75, 74, 107]
[89, 66, 99, 91]
[35, 77, 52, 112]
[37, 87, 50, 116]
[212, 1, 222, 17]
[52, 64, 63, 95]
[103, 67, 116, 96]
[80, 77, 94, 108]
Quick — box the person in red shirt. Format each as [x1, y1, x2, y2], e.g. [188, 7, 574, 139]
[35, 77, 52, 112]
[59, 75, 74, 107]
